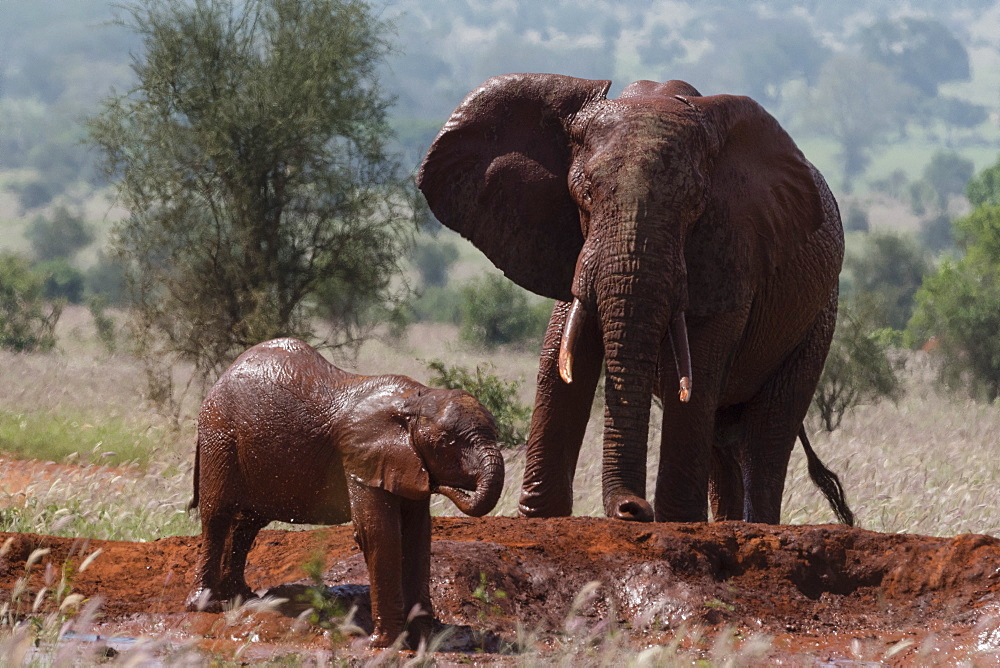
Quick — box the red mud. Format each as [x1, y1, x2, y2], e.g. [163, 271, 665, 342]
[2, 514, 1000, 663]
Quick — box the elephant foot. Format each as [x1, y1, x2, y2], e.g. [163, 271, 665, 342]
[517, 486, 573, 518]
[369, 626, 405, 649]
[184, 584, 257, 612]
[605, 492, 654, 522]
[403, 615, 434, 649]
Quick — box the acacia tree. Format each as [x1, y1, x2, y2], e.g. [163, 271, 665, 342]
[89, 0, 411, 397]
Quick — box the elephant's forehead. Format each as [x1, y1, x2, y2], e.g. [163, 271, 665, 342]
[433, 392, 495, 431]
[576, 98, 699, 148]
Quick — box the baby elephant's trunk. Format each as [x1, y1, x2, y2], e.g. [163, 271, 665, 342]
[440, 443, 505, 517]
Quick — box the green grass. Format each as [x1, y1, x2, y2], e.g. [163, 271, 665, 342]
[0, 410, 160, 467]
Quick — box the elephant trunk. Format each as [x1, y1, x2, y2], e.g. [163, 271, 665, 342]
[588, 197, 689, 520]
[436, 442, 505, 517]
[599, 286, 668, 520]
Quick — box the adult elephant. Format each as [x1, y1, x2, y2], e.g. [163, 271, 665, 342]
[417, 74, 851, 525]
[187, 337, 504, 647]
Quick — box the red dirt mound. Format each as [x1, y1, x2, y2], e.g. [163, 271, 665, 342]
[2, 517, 1000, 663]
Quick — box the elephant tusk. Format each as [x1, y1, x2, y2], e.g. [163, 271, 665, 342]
[678, 376, 692, 403]
[669, 312, 693, 403]
[558, 298, 586, 384]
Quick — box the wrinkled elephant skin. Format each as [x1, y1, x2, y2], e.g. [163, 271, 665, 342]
[186, 338, 504, 648]
[417, 74, 846, 524]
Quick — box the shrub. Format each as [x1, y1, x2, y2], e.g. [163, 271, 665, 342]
[426, 360, 532, 448]
[966, 156, 1000, 209]
[843, 231, 929, 331]
[813, 298, 902, 432]
[412, 238, 460, 288]
[89, 0, 411, 390]
[459, 274, 550, 349]
[84, 251, 129, 305]
[0, 253, 61, 352]
[920, 213, 954, 252]
[408, 284, 463, 325]
[908, 203, 1000, 401]
[25, 206, 94, 261]
[921, 150, 974, 211]
[10, 179, 56, 211]
[908, 258, 1000, 401]
[36, 258, 85, 303]
[88, 295, 118, 354]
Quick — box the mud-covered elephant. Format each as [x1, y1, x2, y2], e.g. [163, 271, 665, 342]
[186, 338, 504, 647]
[417, 74, 851, 525]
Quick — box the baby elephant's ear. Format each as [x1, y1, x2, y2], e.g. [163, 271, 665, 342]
[341, 396, 431, 501]
[348, 430, 431, 501]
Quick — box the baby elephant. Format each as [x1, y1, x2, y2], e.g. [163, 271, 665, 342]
[186, 338, 504, 647]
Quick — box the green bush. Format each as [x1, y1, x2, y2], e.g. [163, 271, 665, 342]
[426, 360, 532, 448]
[0, 253, 61, 352]
[966, 157, 1000, 209]
[10, 179, 56, 211]
[412, 237, 459, 288]
[408, 284, 464, 325]
[843, 231, 929, 331]
[813, 298, 902, 432]
[36, 258, 85, 303]
[908, 257, 1000, 401]
[84, 250, 129, 305]
[458, 274, 551, 349]
[88, 295, 118, 354]
[25, 206, 94, 261]
[908, 202, 1000, 401]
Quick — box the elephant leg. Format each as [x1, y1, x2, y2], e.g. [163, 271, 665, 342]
[654, 395, 717, 522]
[186, 507, 232, 611]
[218, 510, 265, 602]
[399, 497, 433, 645]
[709, 404, 748, 521]
[519, 300, 603, 517]
[653, 313, 744, 522]
[348, 481, 406, 648]
[736, 306, 836, 524]
[709, 446, 744, 521]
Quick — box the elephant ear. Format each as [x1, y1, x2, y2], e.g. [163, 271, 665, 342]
[340, 392, 430, 501]
[417, 73, 611, 302]
[690, 93, 828, 285]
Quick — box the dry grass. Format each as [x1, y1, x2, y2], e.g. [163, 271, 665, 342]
[418, 331, 1000, 540]
[3, 308, 1000, 542]
[3, 310, 1000, 663]
[787, 352, 1000, 536]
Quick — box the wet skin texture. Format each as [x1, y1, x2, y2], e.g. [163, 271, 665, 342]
[418, 74, 848, 525]
[186, 338, 504, 648]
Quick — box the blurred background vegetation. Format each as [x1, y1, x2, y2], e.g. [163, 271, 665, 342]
[4, 1, 1000, 546]
[4, 0, 1000, 424]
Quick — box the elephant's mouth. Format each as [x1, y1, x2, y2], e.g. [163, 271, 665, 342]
[429, 447, 504, 518]
[432, 482, 475, 500]
[560, 297, 693, 404]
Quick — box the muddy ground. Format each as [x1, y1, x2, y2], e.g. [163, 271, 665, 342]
[2, 516, 1000, 664]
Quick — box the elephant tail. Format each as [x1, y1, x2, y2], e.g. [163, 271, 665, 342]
[799, 425, 854, 526]
[188, 439, 200, 512]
